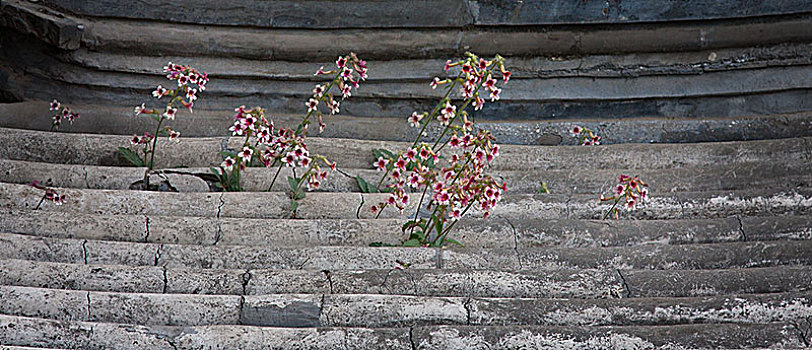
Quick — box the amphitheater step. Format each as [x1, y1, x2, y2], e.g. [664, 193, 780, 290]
[3, 209, 810, 247]
[0, 314, 806, 349]
[2, 285, 811, 328]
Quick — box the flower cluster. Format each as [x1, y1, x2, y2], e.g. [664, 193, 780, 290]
[571, 125, 601, 146]
[310, 53, 367, 132]
[212, 53, 363, 196]
[600, 174, 649, 219]
[416, 54, 510, 131]
[49, 100, 79, 131]
[120, 63, 206, 169]
[29, 181, 66, 209]
[368, 53, 510, 247]
[214, 106, 337, 192]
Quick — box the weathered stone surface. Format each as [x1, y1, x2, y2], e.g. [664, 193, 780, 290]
[0, 0, 82, 50]
[241, 294, 322, 327]
[322, 294, 467, 327]
[411, 324, 802, 349]
[0, 259, 164, 294]
[40, 0, 812, 27]
[623, 266, 812, 298]
[77, 15, 812, 60]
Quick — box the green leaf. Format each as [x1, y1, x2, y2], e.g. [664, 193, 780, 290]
[294, 190, 306, 200]
[219, 151, 237, 158]
[287, 176, 300, 191]
[356, 175, 370, 193]
[118, 147, 145, 167]
[289, 199, 300, 212]
[539, 181, 550, 194]
[401, 220, 417, 232]
[444, 238, 465, 247]
[369, 242, 396, 247]
[434, 219, 444, 235]
[402, 239, 422, 247]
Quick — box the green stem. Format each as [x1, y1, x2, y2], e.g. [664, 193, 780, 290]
[434, 199, 476, 246]
[267, 159, 282, 191]
[603, 196, 622, 220]
[412, 70, 464, 147]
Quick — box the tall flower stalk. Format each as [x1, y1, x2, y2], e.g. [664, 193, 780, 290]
[119, 63, 208, 169]
[211, 53, 366, 214]
[369, 53, 510, 247]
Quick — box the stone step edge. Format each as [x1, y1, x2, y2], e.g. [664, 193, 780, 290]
[0, 314, 804, 349]
[3, 231, 811, 271]
[2, 284, 811, 328]
[1, 126, 808, 170]
[4, 209, 809, 248]
[2, 258, 810, 298]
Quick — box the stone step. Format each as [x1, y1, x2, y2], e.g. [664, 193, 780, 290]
[2, 232, 810, 270]
[3, 182, 811, 220]
[43, 0, 812, 27]
[63, 43, 812, 81]
[0, 314, 804, 349]
[0, 127, 807, 171]
[6, 51, 812, 120]
[11, 37, 812, 104]
[75, 15, 812, 61]
[2, 285, 811, 328]
[3, 209, 810, 248]
[4, 259, 811, 298]
[3, 158, 809, 194]
[5, 101, 812, 145]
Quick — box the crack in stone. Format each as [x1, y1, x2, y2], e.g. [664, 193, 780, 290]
[85, 291, 91, 320]
[162, 265, 168, 294]
[81, 239, 88, 264]
[615, 269, 632, 298]
[241, 269, 252, 296]
[238, 295, 246, 325]
[791, 320, 811, 347]
[322, 269, 334, 294]
[154, 244, 163, 266]
[318, 293, 328, 326]
[143, 215, 151, 243]
[214, 193, 225, 245]
[735, 215, 747, 241]
[378, 269, 395, 293]
[462, 297, 472, 325]
[409, 326, 418, 350]
[500, 215, 523, 269]
[356, 193, 365, 219]
[82, 166, 90, 189]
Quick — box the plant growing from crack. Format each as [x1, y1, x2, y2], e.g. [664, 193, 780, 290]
[570, 125, 601, 145]
[119, 62, 207, 169]
[211, 53, 366, 215]
[29, 181, 66, 209]
[599, 174, 649, 219]
[365, 53, 510, 247]
[48, 99, 80, 131]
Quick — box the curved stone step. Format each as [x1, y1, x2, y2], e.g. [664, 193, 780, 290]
[63, 43, 812, 81]
[4, 259, 811, 298]
[3, 209, 810, 248]
[77, 15, 812, 61]
[3, 158, 809, 194]
[2, 232, 810, 271]
[0, 259, 625, 298]
[5, 101, 812, 145]
[2, 182, 810, 221]
[0, 127, 807, 171]
[42, 0, 812, 27]
[0, 314, 804, 350]
[2, 285, 811, 328]
[4, 182, 811, 221]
